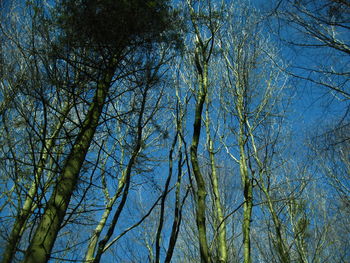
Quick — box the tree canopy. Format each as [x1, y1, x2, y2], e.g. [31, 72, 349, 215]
[0, 0, 349, 262]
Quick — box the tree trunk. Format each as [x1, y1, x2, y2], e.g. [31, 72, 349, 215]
[164, 90, 187, 263]
[190, 60, 211, 263]
[205, 102, 228, 263]
[237, 86, 252, 263]
[1, 103, 71, 263]
[155, 133, 178, 263]
[261, 184, 290, 263]
[91, 86, 147, 263]
[23, 66, 115, 263]
[240, 148, 252, 263]
[84, 194, 118, 262]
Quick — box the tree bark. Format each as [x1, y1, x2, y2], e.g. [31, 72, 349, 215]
[1, 103, 71, 263]
[91, 86, 147, 263]
[237, 83, 252, 263]
[23, 65, 116, 263]
[261, 184, 290, 262]
[240, 144, 252, 263]
[84, 193, 118, 262]
[155, 133, 178, 263]
[190, 59, 211, 263]
[205, 102, 228, 263]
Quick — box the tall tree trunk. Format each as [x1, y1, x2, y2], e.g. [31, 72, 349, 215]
[261, 184, 290, 262]
[205, 102, 228, 263]
[164, 147, 187, 263]
[237, 86, 252, 263]
[289, 200, 309, 263]
[240, 143, 252, 263]
[190, 58, 211, 263]
[91, 86, 147, 263]
[155, 133, 178, 263]
[1, 103, 71, 263]
[164, 90, 187, 263]
[247, 121, 291, 263]
[186, 1, 216, 261]
[84, 190, 119, 262]
[23, 65, 116, 263]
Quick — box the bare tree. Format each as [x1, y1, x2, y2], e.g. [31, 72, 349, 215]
[185, 0, 221, 262]
[0, 1, 178, 262]
[218, 2, 289, 262]
[275, 0, 350, 100]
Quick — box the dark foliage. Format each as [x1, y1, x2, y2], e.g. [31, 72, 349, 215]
[56, 0, 178, 52]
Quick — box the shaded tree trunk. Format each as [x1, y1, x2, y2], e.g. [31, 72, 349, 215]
[190, 56, 211, 263]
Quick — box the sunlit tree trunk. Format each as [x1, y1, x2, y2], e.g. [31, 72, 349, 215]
[188, 15, 210, 263]
[238, 123, 252, 263]
[289, 199, 309, 263]
[92, 84, 149, 263]
[186, 1, 218, 261]
[246, 120, 291, 262]
[84, 179, 123, 262]
[23, 65, 116, 263]
[1, 102, 71, 263]
[204, 101, 228, 263]
[259, 178, 290, 262]
[84, 130, 128, 262]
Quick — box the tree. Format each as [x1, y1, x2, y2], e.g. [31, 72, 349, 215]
[2, 0, 349, 262]
[0, 2, 79, 261]
[185, 1, 218, 262]
[275, 0, 350, 100]
[313, 123, 350, 206]
[181, 1, 233, 262]
[10, 1, 178, 262]
[218, 2, 289, 262]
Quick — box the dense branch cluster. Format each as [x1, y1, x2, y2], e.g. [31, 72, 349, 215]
[0, 0, 349, 262]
